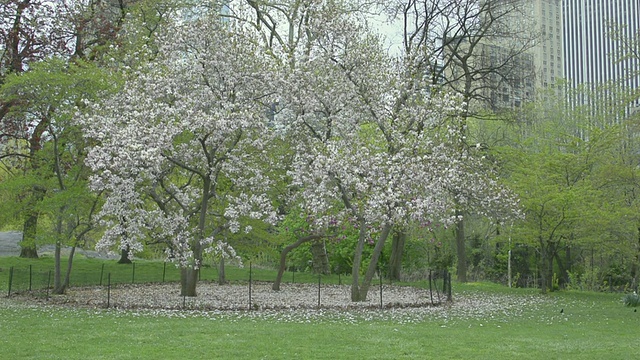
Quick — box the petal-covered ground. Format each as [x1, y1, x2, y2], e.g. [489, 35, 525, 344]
[5, 282, 563, 325]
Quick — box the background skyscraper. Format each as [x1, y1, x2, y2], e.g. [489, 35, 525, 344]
[533, 0, 564, 90]
[562, 0, 640, 115]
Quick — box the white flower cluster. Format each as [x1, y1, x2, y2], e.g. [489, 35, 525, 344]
[80, 14, 278, 270]
[77, 1, 521, 295]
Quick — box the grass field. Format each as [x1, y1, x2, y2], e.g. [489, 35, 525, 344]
[0, 256, 355, 293]
[1, 257, 638, 359]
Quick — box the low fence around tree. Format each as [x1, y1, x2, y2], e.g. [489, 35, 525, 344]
[3, 262, 452, 310]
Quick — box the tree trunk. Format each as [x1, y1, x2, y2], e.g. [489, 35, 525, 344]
[53, 245, 76, 295]
[388, 230, 406, 281]
[218, 257, 226, 285]
[181, 267, 199, 297]
[53, 209, 70, 294]
[357, 224, 393, 301]
[539, 240, 557, 294]
[54, 242, 62, 293]
[310, 240, 330, 275]
[273, 235, 322, 291]
[117, 246, 132, 264]
[455, 210, 467, 282]
[19, 211, 39, 258]
[180, 172, 212, 297]
[633, 226, 640, 292]
[554, 245, 571, 288]
[539, 253, 548, 294]
[350, 218, 367, 302]
[547, 252, 555, 292]
[62, 246, 76, 292]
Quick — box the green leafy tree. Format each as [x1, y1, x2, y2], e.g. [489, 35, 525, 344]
[498, 88, 633, 292]
[0, 0, 136, 257]
[0, 58, 113, 293]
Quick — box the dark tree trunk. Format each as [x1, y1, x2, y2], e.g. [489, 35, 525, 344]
[539, 239, 558, 294]
[54, 242, 62, 293]
[273, 235, 322, 291]
[547, 253, 555, 292]
[553, 250, 564, 284]
[357, 224, 393, 301]
[350, 218, 368, 302]
[388, 230, 406, 281]
[310, 240, 330, 275]
[566, 245, 572, 278]
[53, 244, 76, 295]
[555, 249, 575, 290]
[19, 211, 39, 258]
[633, 227, 640, 292]
[117, 247, 132, 264]
[539, 256, 548, 294]
[218, 257, 226, 285]
[181, 267, 199, 297]
[62, 246, 76, 292]
[455, 210, 467, 282]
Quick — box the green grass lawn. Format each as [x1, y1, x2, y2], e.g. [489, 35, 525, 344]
[1, 257, 637, 359]
[0, 255, 360, 294]
[1, 277, 638, 359]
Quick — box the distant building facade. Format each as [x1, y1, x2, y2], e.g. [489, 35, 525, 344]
[462, 0, 639, 114]
[562, 0, 640, 116]
[532, 0, 564, 90]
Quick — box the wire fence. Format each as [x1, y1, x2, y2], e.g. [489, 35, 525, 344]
[4, 262, 452, 310]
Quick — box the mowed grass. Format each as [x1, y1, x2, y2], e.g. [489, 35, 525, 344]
[2, 277, 639, 359]
[0, 255, 357, 293]
[0, 257, 637, 358]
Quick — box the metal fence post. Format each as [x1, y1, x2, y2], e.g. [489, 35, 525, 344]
[428, 270, 433, 304]
[317, 274, 321, 308]
[46, 270, 51, 299]
[8, 266, 13, 297]
[378, 266, 383, 309]
[447, 272, 452, 302]
[106, 273, 111, 308]
[443, 269, 447, 293]
[249, 261, 252, 310]
[99, 263, 105, 286]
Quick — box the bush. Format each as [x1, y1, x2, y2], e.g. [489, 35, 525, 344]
[623, 293, 640, 307]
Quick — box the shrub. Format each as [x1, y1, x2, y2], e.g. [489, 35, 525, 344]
[623, 293, 640, 307]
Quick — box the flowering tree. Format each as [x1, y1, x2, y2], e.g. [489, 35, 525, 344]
[384, 0, 537, 282]
[82, 13, 278, 296]
[235, 0, 520, 301]
[270, 8, 519, 300]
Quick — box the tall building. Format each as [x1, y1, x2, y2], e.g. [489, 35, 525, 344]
[532, 0, 564, 89]
[562, 0, 640, 115]
[437, 0, 538, 111]
[476, 0, 639, 115]
[401, 0, 638, 113]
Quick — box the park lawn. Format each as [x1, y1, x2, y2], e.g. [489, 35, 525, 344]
[0, 256, 356, 293]
[1, 286, 638, 359]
